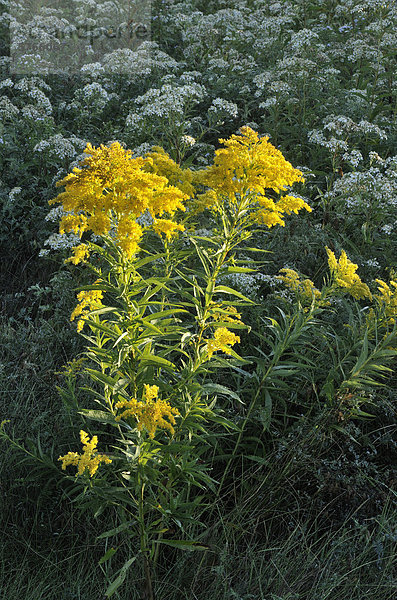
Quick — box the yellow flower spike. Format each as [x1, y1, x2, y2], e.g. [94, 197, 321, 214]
[276, 195, 312, 215]
[277, 268, 321, 304]
[59, 214, 88, 237]
[144, 147, 195, 198]
[211, 304, 244, 325]
[143, 384, 159, 401]
[149, 185, 187, 218]
[70, 286, 104, 330]
[153, 219, 185, 242]
[326, 247, 338, 271]
[116, 219, 143, 258]
[326, 247, 372, 301]
[65, 243, 90, 265]
[205, 327, 240, 359]
[87, 213, 111, 236]
[50, 141, 189, 261]
[115, 386, 180, 439]
[192, 127, 309, 224]
[58, 430, 111, 477]
[374, 278, 397, 324]
[197, 126, 305, 198]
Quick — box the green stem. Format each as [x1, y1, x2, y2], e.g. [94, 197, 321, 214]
[216, 306, 317, 499]
[138, 465, 155, 600]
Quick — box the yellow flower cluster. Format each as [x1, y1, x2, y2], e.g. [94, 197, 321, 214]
[65, 243, 90, 265]
[206, 327, 241, 359]
[326, 247, 372, 300]
[153, 218, 185, 241]
[144, 146, 195, 197]
[58, 430, 112, 477]
[210, 304, 244, 324]
[115, 384, 180, 439]
[277, 268, 321, 304]
[193, 189, 219, 212]
[374, 277, 397, 324]
[194, 127, 310, 226]
[70, 286, 104, 332]
[50, 142, 189, 258]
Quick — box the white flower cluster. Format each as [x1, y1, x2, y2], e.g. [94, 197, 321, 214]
[221, 271, 272, 300]
[0, 97, 20, 120]
[208, 97, 238, 123]
[309, 115, 388, 157]
[45, 206, 68, 222]
[364, 258, 381, 268]
[8, 187, 22, 202]
[39, 232, 81, 256]
[380, 224, 393, 235]
[33, 134, 86, 161]
[342, 150, 363, 168]
[181, 135, 196, 147]
[101, 42, 179, 77]
[323, 153, 397, 231]
[287, 29, 322, 53]
[308, 130, 349, 152]
[126, 82, 206, 131]
[71, 82, 118, 112]
[0, 79, 14, 89]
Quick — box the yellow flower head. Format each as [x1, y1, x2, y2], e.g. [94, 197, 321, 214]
[50, 141, 188, 260]
[210, 304, 244, 324]
[65, 243, 90, 265]
[374, 277, 397, 324]
[58, 430, 111, 477]
[326, 247, 372, 301]
[193, 127, 309, 226]
[115, 385, 180, 439]
[205, 327, 240, 359]
[70, 285, 104, 332]
[117, 218, 143, 258]
[153, 218, 185, 241]
[144, 146, 195, 197]
[277, 268, 321, 305]
[197, 127, 304, 194]
[143, 384, 159, 401]
[59, 214, 88, 237]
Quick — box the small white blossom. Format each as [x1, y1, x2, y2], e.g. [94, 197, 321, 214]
[9, 187, 22, 202]
[181, 135, 196, 147]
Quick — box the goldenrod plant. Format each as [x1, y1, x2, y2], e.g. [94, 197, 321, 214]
[42, 127, 310, 598]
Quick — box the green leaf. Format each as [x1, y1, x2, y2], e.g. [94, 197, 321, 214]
[258, 389, 272, 432]
[146, 309, 188, 320]
[207, 321, 248, 330]
[79, 409, 115, 424]
[140, 354, 175, 367]
[201, 383, 243, 404]
[189, 237, 212, 276]
[240, 247, 271, 253]
[208, 414, 240, 430]
[97, 520, 135, 540]
[244, 455, 267, 465]
[214, 285, 255, 303]
[99, 547, 117, 565]
[155, 539, 209, 551]
[105, 556, 138, 597]
[224, 267, 257, 274]
[85, 369, 118, 388]
[134, 252, 164, 269]
[88, 306, 119, 317]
